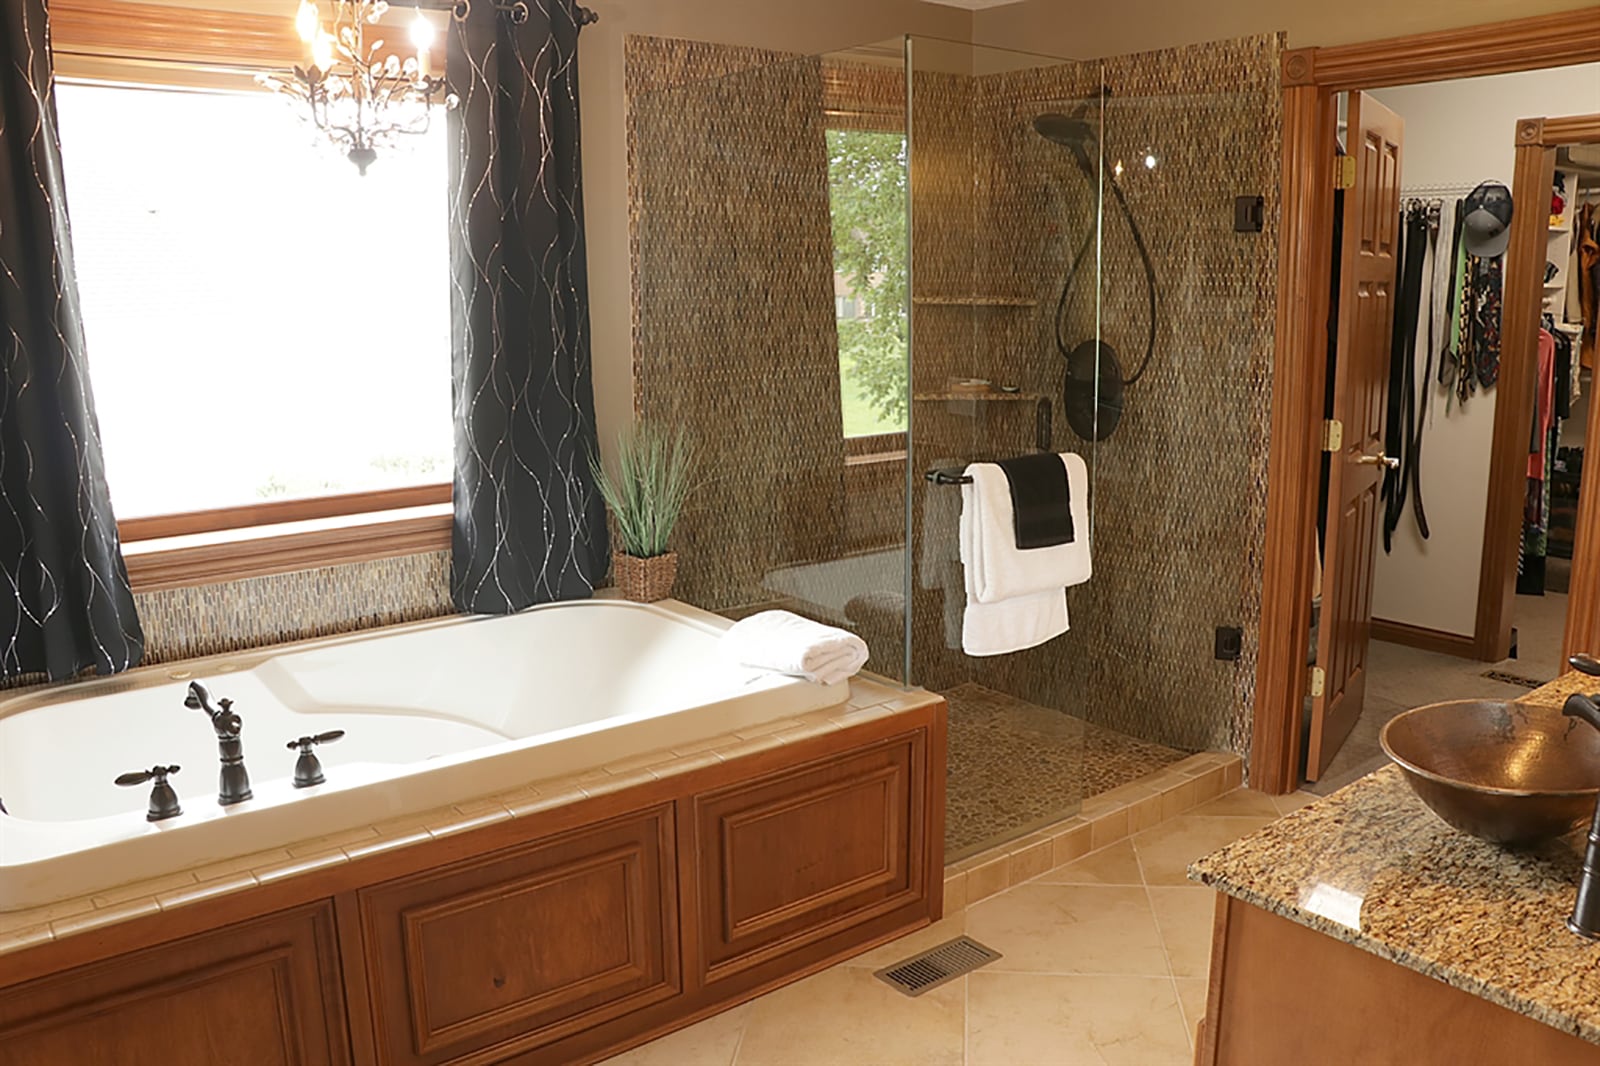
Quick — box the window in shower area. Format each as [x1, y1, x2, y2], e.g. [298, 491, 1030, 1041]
[827, 128, 909, 440]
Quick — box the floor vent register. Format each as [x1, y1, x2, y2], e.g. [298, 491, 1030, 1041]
[873, 936, 1002, 997]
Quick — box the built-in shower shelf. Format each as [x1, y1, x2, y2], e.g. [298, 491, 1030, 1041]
[913, 391, 1044, 402]
[912, 295, 1037, 308]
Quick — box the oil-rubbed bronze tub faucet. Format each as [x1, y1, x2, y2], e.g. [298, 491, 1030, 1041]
[1562, 654, 1600, 940]
[184, 680, 253, 806]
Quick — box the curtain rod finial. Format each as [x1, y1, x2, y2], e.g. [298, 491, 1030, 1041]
[576, 5, 598, 25]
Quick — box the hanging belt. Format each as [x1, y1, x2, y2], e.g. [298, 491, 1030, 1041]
[1407, 202, 1443, 540]
[1383, 205, 1429, 551]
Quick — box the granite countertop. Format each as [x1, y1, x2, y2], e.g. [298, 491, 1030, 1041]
[1190, 673, 1600, 1045]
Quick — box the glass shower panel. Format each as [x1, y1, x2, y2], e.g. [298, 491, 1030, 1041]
[1073, 68, 1281, 759]
[627, 39, 911, 685]
[907, 37, 1107, 860]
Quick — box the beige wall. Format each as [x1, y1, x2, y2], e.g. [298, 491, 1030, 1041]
[578, 1, 972, 455]
[972, 0, 1597, 58]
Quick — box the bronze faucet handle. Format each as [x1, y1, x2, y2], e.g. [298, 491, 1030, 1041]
[286, 730, 345, 752]
[115, 764, 180, 787]
[1571, 654, 1600, 678]
[115, 765, 183, 822]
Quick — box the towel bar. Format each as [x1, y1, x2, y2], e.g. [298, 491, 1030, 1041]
[925, 468, 974, 486]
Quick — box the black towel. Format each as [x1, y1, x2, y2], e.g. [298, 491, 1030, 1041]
[995, 453, 1075, 550]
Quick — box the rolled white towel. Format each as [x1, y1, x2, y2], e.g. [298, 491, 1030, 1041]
[723, 610, 869, 685]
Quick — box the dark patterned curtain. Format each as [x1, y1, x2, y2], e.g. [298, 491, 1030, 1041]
[0, 0, 144, 680]
[446, 0, 608, 613]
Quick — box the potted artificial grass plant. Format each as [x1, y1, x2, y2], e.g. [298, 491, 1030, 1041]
[594, 423, 694, 602]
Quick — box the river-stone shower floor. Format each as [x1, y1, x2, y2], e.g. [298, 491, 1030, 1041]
[943, 682, 1189, 860]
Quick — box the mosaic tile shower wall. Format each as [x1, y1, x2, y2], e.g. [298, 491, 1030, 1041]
[625, 36, 909, 680]
[908, 34, 1283, 757]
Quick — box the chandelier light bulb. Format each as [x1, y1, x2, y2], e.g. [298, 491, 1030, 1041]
[295, 0, 320, 44]
[312, 30, 336, 71]
[409, 10, 435, 50]
[411, 10, 434, 77]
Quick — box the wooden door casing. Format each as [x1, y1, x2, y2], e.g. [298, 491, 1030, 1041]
[1308, 91, 1404, 780]
[0, 901, 350, 1066]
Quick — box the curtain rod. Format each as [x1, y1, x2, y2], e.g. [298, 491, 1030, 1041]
[417, 0, 598, 25]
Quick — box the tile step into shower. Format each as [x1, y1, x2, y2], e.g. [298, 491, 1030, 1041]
[940, 752, 1243, 913]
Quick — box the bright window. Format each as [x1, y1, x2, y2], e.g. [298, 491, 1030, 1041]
[54, 83, 452, 522]
[826, 128, 908, 440]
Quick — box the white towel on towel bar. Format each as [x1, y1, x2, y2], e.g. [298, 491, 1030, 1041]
[722, 610, 869, 686]
[958, 453, 1091, 656]
[961, 454, 1092, 605]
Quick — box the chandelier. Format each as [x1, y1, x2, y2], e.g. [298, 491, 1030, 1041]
[257, 0, 454, 175]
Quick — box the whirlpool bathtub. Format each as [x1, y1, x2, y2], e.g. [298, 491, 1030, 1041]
[0, 599, 852, 911]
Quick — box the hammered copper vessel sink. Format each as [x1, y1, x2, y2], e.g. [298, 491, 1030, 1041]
[1380, 699, 1600, 846]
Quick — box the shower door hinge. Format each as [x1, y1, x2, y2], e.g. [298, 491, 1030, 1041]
[1308, 666, 1326, 699]
[1322, 419, 1343, 452]
[1334, 155, 1356, 190]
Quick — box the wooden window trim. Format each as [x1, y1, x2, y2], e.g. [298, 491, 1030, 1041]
[122, 510, 452, 593]
[117, 486, 454, 592]
[118, 484, 451, 542]
[49, 0, 443, 73]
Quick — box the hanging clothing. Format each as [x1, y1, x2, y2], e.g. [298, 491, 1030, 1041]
[0, 0, 145, 680]
[1580, 202, 1598, 369]
[1530, 330, 1556, 484]
[447, 0, 610, 612]
[1553, 324, 1572, 421]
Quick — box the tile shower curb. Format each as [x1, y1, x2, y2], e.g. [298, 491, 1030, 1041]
[939, 751, 1243, 913]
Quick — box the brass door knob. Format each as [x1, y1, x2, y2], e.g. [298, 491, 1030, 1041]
[1355, 452, 1400, 469]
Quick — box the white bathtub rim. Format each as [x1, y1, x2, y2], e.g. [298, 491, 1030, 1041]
[0, 598, 866, 911]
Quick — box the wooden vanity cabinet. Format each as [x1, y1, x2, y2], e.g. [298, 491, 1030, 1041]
[0, 901, 350, 1066]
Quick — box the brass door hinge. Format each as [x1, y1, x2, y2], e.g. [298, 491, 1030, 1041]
[1308, 666, 1326, 699]
[1322, 419, 1343, 452]
[1334, 155, 1356, 190]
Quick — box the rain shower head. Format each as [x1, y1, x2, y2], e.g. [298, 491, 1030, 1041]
[1032, 111, 1097, 178]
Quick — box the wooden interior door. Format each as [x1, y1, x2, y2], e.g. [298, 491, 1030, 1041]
[1307, 92, 1404, 780]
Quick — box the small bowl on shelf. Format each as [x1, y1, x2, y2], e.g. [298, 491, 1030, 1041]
[1380, 699, 1600, 846]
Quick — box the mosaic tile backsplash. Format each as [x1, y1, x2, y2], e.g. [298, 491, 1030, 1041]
[134, 551, 453, 665]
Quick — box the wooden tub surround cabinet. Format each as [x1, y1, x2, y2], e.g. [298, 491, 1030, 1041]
[0, 682, 947, 1066]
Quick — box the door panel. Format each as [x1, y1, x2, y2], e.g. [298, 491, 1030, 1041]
[1308, 92, 1404, 780]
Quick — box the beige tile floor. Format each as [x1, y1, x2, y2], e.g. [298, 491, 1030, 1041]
[603, 788, 1315, 1066]
[1311, 591, 1570, 795]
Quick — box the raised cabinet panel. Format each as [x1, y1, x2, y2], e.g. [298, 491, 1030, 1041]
[0, 902, 349, 1066]
[694, 733, 928, 982]
[358, 804, 679, 1066]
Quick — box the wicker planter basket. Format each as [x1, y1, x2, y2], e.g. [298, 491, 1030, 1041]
[612, 551, 678, 602]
